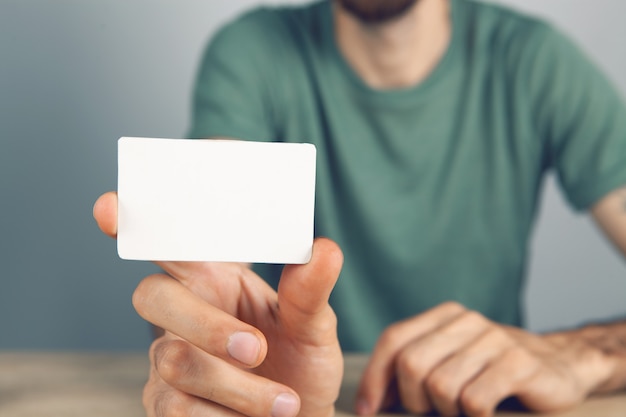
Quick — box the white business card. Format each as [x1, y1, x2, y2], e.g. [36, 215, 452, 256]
[117, 137, 316, 264]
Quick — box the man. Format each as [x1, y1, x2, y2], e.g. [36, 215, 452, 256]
[94, 0, 626, 416]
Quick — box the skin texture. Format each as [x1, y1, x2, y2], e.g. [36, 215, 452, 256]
[94, 185, 626, 417]
[94, 192, 344, 417]
[356, 303, 612, 417]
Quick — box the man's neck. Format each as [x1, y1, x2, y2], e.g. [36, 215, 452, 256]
[333, 0, 451, 90]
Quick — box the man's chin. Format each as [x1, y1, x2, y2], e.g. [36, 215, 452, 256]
[335, 0, 420, 24]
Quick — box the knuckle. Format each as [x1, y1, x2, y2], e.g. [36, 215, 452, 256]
[149, 338, 162, 365]
[460, 310, 486, 327]
[460, 389, 487, 417]
[379, 324, 404, 349]
[503, 345, 532, 365]
[397, 349, 429, 378]
[153, 390, 189, 417]
[311, 307, 338, 335]
[154, 340, 196, 384]
[143, 351, 191, 417]
[440, 301, 466, 314]
[482, 326, 507, 344]
[132, 275, 160, 315]
[425, 370, 455, 402]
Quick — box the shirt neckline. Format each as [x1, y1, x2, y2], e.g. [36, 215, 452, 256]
[320, 0, 464, 106]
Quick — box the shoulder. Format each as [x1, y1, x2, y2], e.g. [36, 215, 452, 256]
[205, 1, 326, 63]
[459, 0, 567, 60]
[459, 1, 591, 82]
[461, 0, 551, 37]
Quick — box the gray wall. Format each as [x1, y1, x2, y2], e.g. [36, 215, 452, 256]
[1, 0, 624, 350]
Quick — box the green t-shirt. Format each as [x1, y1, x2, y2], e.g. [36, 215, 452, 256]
[188, 0, 626, 351]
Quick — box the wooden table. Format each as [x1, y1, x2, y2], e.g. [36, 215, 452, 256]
[1, 353, 625, 417]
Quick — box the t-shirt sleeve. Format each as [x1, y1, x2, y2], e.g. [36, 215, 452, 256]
[186, 11, 278, 142]
[530, 25, 626, 210]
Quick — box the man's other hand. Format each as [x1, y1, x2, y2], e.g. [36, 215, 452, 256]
[356, 302, 612, 417]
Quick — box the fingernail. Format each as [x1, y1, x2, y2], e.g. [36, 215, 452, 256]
[356, 397, 371, 416]
[272, 393, 299, 417]
[227, 332, 260, 366]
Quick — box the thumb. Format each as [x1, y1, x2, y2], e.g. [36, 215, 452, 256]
[277, 237, 343, 342]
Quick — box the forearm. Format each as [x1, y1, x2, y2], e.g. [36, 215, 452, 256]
[546, 320, 626, 394]
[577, 188, 626, 392]
[592, 186, 626, 257]
[578, 321, 626, 393]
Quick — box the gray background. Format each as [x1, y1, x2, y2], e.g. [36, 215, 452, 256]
[1, 0, 624, 350]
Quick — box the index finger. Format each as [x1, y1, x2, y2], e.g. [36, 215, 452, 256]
[356, 302, 468, 415]
[93, 191, 118, 238]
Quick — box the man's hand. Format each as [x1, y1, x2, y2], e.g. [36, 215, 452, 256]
[356, 302, 614, 417]
[93, 192, 344, 417]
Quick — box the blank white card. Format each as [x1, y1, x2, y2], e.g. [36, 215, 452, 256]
[117, 137, 316, 264]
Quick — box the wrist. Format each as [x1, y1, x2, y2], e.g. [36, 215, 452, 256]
[576, 324, 626, 393]
[544, 328, 616, 394]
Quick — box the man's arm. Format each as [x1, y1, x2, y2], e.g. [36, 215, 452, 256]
[576, 185, 626, 393]
[508, 185, 626, 399]
[554, 320, 626, 394]
[355, 187, 626, 417]
[491, 186, 626, 398]
[592, 186, 626, 256]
